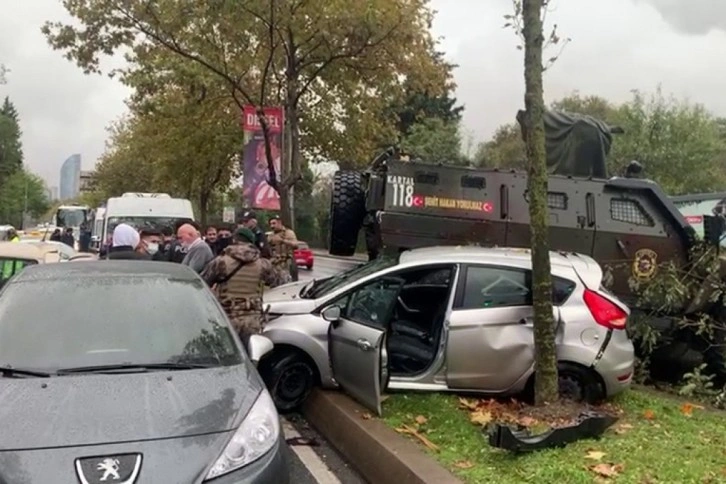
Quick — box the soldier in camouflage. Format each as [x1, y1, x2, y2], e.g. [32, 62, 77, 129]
[268, 215, 298, 284]
[201, 227, 285, 338]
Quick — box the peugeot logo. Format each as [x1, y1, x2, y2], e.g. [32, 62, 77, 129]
[74, 454, 142, 484]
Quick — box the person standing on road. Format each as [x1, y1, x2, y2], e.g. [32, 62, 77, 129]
[137, 229, 165, 260]
[268, 215, 298, 283]
[166, 219, 194, 263]
[239, 211, 271, 258]
[362, 211, 381, 261]
[178, 223, 214, 274]
[215, 224, 234, 254]
[201, 227, 285, 338]
[61, 228, 74, 248]
[7, 228, 19, 243]
[204, 225, 219, 254]
[106, 224, 150, 260]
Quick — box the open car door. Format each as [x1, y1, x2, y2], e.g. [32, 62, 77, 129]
[326, 276, 404, 416]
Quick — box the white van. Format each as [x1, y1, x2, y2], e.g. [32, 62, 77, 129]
[102, 193, 195, 247]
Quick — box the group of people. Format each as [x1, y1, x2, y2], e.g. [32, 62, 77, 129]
[103, 210, 299, 338]
[49, 227, 77, 248]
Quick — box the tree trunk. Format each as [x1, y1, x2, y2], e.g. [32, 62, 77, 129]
[199, 189, 209, 228]
[522, 0, 558, 405]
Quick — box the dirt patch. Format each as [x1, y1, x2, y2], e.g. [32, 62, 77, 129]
[459, 397, 621, 432]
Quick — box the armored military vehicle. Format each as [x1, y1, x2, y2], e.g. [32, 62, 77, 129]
[328, 110, 726, 378]
[330, 111, 701, 307]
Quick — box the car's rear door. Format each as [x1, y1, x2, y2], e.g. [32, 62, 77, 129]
[328, 276, 404, 415]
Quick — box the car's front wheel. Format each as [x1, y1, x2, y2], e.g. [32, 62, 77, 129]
[259, 349, 318, 413]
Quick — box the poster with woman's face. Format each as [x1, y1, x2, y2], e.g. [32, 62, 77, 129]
[241, 106, 284, 210]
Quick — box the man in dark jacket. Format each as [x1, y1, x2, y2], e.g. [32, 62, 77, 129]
[239, 211, 271, 258]
[106, 224, 151, 260]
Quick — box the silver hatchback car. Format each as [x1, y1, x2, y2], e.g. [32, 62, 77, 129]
[259, 246, 635, 415]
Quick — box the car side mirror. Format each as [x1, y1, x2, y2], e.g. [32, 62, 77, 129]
[321, 305, 341, 322]
[247, 334, 274, 365]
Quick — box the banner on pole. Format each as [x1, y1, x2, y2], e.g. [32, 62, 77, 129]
[241, 106, 283, 211]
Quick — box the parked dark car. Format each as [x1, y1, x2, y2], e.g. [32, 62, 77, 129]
[0, 261, 288, 483]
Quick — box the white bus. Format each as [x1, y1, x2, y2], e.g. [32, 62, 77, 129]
[89, 206, 106, 251]
[101, 193, 195, 249]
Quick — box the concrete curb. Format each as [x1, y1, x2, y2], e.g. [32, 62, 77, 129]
[311, 249, 367, 262]
[302, 389, 463, 484]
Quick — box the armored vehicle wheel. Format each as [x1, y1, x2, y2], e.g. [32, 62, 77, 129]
[329, 170, 366, 256]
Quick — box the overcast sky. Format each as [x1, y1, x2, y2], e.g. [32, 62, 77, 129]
[1, 0, 725, 187]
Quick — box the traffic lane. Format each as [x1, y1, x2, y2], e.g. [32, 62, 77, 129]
[298, 256, 360, 281]
[284, 414, 367, 484]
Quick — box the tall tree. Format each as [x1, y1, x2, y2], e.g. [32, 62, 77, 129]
[514, 0, 559, 405]
[400, 117, 468, 164]
[0, 96, 24, 185]
[91, 87, 241, 225]
[43, 0, 449, 225]
[0, 170, 49, 228]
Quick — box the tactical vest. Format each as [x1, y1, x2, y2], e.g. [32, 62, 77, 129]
[217, 260, 264, 311]
[271, 229, 294, 266]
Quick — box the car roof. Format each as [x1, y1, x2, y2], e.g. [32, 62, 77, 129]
[398, 246, 588, 270]
[0, 242, 59, 260]
[12, 260, 200, 283]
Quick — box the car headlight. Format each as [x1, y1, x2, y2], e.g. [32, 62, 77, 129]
[204, 389, 280, 480]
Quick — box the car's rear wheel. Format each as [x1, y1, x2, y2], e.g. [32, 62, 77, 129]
[524, 362, 605, 404]
[557, 363, 605, 403]
[307, 262, 313, 270]
[259, 349, 318, 413]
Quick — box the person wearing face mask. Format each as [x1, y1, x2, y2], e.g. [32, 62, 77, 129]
[138, 229, 165, 260]
[214, 224, 234, 254]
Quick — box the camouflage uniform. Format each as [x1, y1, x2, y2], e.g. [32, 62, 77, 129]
[269, 227, 297, 284]
[201, 242, 285, 337]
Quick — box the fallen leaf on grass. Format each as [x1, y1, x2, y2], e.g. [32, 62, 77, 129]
[454, 460, 475, 469]
[414, 415, 428, 425]
[642, 409, 655, 420]
[458, 397, 479, 411]
[613, 423, 633, 435]
[361, 412, 372, 420]
[585, 450, 607, 461]
[469, 410, 492, 426]
[395, 424, 439, 452]
[680, 402, 704, 417]
[589, 463, 624, 478]
[518, 416, 538, 427]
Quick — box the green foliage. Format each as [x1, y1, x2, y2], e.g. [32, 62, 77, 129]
[608, 88, 726, 195]
[0, 96, 23, 184]
[0, 169, 50, 227]
[478, 89, 726, 195]
[627, 242, 726, 406]
[400, 118, 469, 165]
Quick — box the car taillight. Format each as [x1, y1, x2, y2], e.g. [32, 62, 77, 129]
[583, 289, 627, 330]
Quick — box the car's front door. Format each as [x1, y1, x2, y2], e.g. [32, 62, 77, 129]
[445, 264, 558, 392]
[327, 276, 404, 415]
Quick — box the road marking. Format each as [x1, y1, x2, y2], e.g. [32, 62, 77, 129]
[282, 417, 342, 484]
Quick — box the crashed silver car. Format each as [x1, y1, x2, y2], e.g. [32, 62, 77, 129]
[259, 246, 635, 415]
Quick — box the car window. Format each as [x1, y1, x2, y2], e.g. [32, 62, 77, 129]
[0, 276, 242, 372]
[341, 278, 402, 329]
[455, 266, 576, 310]
[297, 242, 309, 250]
[307, 255, 399, 298]
[0, 258, 37, 288]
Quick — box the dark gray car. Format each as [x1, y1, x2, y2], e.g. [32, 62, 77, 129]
[0, 261, 289, 484]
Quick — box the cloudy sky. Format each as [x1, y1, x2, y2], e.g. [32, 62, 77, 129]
[1, 0, 725, 188]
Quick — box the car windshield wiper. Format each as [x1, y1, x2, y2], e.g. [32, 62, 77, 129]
[56, 362, 215, 375]
[0, 366, 51, 378]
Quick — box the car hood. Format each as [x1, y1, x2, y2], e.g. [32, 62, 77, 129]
[264, 280, 318, 314]
[0, 363, 262, 451]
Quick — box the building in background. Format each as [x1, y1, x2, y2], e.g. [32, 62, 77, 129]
[59, 154, 81, 200]
[79, 170, 96, 194]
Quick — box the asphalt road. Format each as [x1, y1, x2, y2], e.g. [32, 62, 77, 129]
[287, 253, 367, 483]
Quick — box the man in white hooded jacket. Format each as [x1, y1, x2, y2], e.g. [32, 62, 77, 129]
[105, 224, 151, 260]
